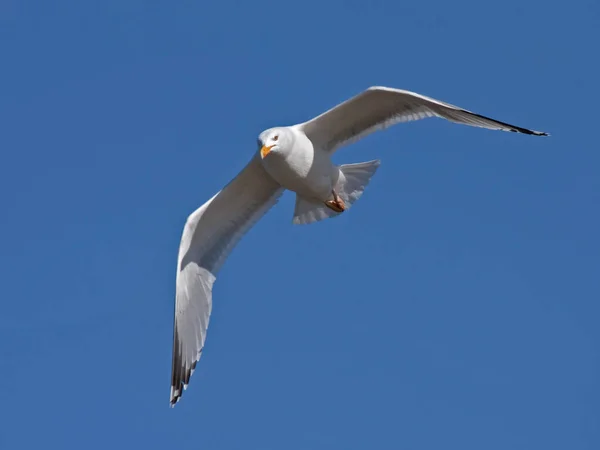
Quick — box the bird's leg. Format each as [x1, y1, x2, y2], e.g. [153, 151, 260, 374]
[324, 190, 346, 213]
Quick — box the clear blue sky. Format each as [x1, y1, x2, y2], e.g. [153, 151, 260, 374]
[1, 1, 598, 449]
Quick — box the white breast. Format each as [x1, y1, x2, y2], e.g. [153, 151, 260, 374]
[261, 128, 338, 200]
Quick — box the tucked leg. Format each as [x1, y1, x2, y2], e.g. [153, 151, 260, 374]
[324, 190, 346, 213]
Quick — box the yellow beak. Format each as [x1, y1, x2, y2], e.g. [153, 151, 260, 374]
[260, 145, 274, 159]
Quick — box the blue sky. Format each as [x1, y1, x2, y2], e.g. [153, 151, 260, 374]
[1, 1, 598, 448]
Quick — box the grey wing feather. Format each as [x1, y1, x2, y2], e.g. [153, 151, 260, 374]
[298, 86, 548, 153]
[170, 154, 283, 406]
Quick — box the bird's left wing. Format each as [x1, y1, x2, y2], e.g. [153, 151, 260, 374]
[298, 86, 548, 154]
[170, 154, 283, 406]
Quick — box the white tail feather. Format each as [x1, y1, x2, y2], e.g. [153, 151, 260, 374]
[292, 159, 381, 225]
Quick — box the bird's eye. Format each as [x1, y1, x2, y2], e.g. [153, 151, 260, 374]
[273, 135, 279, 141]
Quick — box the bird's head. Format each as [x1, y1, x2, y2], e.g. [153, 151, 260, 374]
[257, 128, 291, 159]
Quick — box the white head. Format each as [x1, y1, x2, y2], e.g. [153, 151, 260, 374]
[257, 127, 294, 159]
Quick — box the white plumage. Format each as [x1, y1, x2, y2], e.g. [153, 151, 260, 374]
[169, 86, 547, 406]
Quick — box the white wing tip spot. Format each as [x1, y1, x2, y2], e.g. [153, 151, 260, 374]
[170, 387, 182, 408]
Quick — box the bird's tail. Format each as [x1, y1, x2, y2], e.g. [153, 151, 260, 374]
[292, 159, 381, 225]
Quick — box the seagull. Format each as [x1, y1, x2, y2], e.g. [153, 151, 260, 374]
[169, 86, 547, 406]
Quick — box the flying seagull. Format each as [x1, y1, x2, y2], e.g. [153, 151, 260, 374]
[169, 86, 547, 406]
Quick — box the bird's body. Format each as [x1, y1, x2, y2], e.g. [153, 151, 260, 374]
[258, 126, 337, 202]
[168, 86, 548, 406]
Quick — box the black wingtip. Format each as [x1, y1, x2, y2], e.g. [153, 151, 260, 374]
[503, 125, 548, 136]
[169, 341, 203, 408]
[527, 129, 549, 136]
[510, 128, 548, 136]
[461, 108, 548, 137]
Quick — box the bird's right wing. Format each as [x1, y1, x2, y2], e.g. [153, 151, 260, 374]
[170, 154, 283, 406]
[298, 86, 548, 154]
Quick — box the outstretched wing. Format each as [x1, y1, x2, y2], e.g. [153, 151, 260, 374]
[170, 154, 283, 406]
[299, 86, 548, 153]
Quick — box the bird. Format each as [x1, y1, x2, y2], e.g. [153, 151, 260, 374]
[169, 86, 547, 406]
